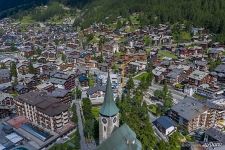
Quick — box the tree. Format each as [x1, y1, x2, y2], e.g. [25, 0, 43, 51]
[126, 77, 134, 90]
[98, 36, 106, 53]
[162, 81, 173, 112]
[61, 53, 67, 62]
[117, 89, 157, 149]
[0, 63, 7, 69]
[82, 98, 93, 120]
[143, 35, 152, 46]
[10, 62, 17, 78]
[35, 48, 42, 56]
[116, 20, 123, 29]
[28, 62, 36, 74]
[75, 87, 82, 99]
[71, 103, 78, 123]
[154, 90, 163, 99]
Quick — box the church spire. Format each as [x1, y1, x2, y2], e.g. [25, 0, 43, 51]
[100, 72, 119, 117]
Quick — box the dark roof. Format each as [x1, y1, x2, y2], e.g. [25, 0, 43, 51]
[205, 128, 225, 144]
[0, 69, 10, 78]
[100, 73, 119, 117]
[16, 91, 69, 116]
[153, 116, 174, 129]
[171, 97, 207, 121]
[97, 124, 142, 150]
[79, 75, 88, 82]
[166, 68, 183, 79]
[48, 88, 70, 97]
[86, 85, 106, 95]
[215, 64, 225, 74]
[14, 84, 27, 91]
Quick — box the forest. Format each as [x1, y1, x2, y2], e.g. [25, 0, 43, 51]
[79, 0, 225, 41]
[1, 0, 225, 40]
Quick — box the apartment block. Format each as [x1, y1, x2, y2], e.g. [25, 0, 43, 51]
[14, 91, 70, 132]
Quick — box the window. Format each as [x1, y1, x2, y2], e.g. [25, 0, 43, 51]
[102, 118, 107, 124]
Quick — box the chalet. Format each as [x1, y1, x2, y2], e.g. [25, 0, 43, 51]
[153, 116, 176, 136]
[48, 88, 71, 104]
[152, 66, 167, 83]
[196, 84, 224, 98]
[128, 61, 147, 73]
[195, 60, 208, 71]
[104, 40, 119, 53]
[214, 64, 225, 83]
[98, 63, 110, 72]
[49, 72, 75, 90]
[20, 47, 34, 57]
[78, 74, 89, 87]
[14, 84, 29, 95]
[0, 69, 11, 84]
[36, 82, 55, 92]
[0, 92, 14, 118]
[17, 63, 29, 75]
[166, 68, 185, 84]
[208, 47, 224, 59]
[188, 70, 213, 86]
[86, 85, 106, 105]
[0, 82, 13, 93]
[37, 56, 47, 63]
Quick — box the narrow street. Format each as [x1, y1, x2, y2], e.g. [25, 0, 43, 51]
[75, 101, 88, 150]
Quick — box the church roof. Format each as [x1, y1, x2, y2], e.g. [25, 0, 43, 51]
[97, 124, 142, 150]
[100, 73, 119, 117]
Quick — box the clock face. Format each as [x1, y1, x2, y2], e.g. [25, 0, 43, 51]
[102, 118, 107, 124]
[113, 117, 117, 123]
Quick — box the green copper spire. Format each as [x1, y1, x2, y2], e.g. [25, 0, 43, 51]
[100, 72, 119, 117]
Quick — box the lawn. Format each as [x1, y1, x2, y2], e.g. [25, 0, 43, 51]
[20, 16, 34, 24]
[92, 106, 100, 119]
[134, 72, 148, 81]
[193, 93, 207, 101]
[180, 31, 192, 42]
[130, 13, 140, 25]
[145, 48, 151, 53]
[157, 50, 178, 60]
[148, 104, 157, 114]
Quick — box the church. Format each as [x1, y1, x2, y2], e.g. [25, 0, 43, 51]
[96, 73, 142, 150]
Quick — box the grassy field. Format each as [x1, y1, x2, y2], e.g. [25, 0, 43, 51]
[134, 72, 148, 81]
[180, 31, 192, 42]
[193, 93, 207, 101]
[157, 50, 178, 60]
[148, 104, 157, 114]
[20, 16, 34, 24]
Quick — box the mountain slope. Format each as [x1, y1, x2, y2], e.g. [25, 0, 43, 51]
[0, 0, 48, 18]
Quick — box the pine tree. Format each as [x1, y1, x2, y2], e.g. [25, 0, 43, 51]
[10, 62, 17, 78]
[28, 63, 36, 74]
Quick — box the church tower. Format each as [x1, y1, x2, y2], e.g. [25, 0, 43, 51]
[99, 73, 119, 144]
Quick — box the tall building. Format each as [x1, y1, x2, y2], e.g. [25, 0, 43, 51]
[14, 91, 70, 132]
[99, 73, 119, 144]
[169, 96, 224, 132]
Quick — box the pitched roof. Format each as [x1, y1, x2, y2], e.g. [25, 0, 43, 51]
[171, 97, 207, 121]
[153, 116, 174, 129]
[16, 91, 69, 116]
[100, 73, 119, 117]
[97, 124, 142, 150]
[189, 70, 208, 81]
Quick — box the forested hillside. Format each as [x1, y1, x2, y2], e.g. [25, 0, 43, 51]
[2, 0, 225, 41]
[81, 0, 225, 34]
[0, 0, 48, 18]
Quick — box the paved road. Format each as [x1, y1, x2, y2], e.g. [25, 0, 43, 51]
[75, 101, 88, 150]
[144, 83, 186, 104]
